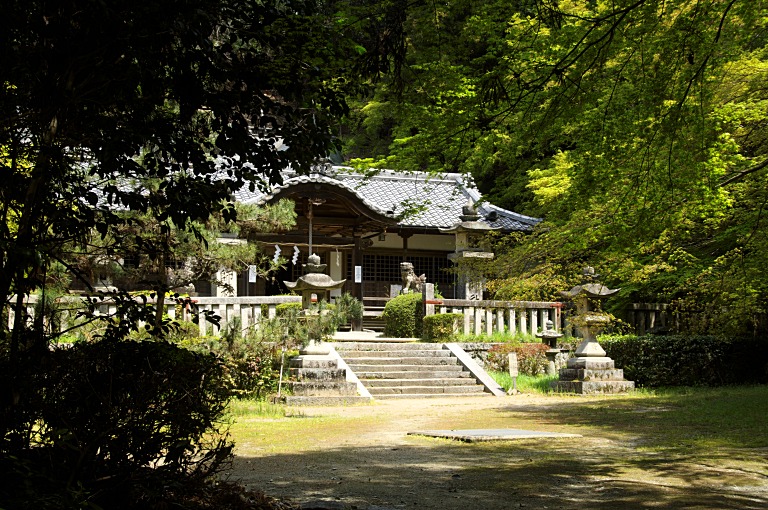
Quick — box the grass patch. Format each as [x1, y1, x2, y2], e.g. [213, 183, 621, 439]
[514, 385, 768, 451]
[227, 398, 298, 419]
[228, 403, 385, 455]
[490, 371, 558, 394]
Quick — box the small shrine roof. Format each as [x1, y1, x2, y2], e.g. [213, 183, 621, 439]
[560, 283, 620, 299]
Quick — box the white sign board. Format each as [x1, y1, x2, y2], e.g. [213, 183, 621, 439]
[354, 265, 362, 283]
[508, 352, 519, 378]
[248, 265, 258, 283]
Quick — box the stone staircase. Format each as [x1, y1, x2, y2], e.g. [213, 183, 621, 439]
[334, 342, 491, 398]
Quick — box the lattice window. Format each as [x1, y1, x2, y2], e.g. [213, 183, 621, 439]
[348, 254, 454, 285]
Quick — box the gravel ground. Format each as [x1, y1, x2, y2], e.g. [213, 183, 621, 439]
[227, 395, 768, 510]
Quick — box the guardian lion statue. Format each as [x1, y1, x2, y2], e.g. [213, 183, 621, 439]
[400, 262, 427, 294]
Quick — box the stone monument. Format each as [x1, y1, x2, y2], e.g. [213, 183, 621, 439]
[552, 267, 634, 394]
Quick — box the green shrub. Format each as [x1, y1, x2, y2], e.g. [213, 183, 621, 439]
[486, 342, 549, 375]
[423, 313, 462, 342]
[276, 302, 302, 316]
[0, 339, 233, 509]
[601, 334, 768, 387]
[334, 293, 363, 323]
[382, 292, 424, 338]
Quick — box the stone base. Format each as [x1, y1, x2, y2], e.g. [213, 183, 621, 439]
[281, 395, 372, 406]
[289, 355, 336, 369]
[300, 340, 332, 355]
[551, 380, 635, 394]
[559, 368, 626, 381]
[288, 380, 359, 397]
[290, 367, 347, 380]
[285, 353, 366, 400]
[554, 355, 634, 395]
[566, 356, 615, 369]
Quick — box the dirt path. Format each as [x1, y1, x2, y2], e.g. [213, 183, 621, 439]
[228, 395, 768, 510]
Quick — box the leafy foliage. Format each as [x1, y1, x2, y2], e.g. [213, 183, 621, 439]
[382, 292, 424, 338]
[486, 342, 549, 376]
[181, 319, 296, 400]
[343, 0, 768, 335]
[0, 0, 373, 351]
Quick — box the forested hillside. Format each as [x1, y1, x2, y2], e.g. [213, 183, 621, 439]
[342, 0, 768, 334]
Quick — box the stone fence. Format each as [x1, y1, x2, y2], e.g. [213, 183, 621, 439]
[5, 294, 302, 337]
[623, 302, 671, 334]
[8, 291, 673, 339]
[421, 284, 562, 337]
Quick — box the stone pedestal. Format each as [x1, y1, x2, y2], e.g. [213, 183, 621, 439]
[283, 354, 369, 405]
[552, 356, 635, 394]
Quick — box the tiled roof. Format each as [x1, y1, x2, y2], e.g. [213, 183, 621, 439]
[234, 166, 540, 231]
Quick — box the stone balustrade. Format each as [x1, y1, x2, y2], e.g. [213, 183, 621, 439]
[6, 294, 302, 337]
[422, 284, 562, 337]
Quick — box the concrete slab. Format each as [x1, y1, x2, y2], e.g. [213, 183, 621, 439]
[407, 428, 582, 442]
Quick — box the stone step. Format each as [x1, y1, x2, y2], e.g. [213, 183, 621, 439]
[368, 385, 486, 395]
[374, 393, 492, 399]
[352, 369, 472, 379]
[343, 356, 459, 366]
[335, 342, 444, 351]
[339, 350, 452, 358]
[346, 363, 465, 373]
[364, 378, 479, 387]
[336, 341, 499, 399]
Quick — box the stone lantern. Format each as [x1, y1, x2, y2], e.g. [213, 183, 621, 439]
[552, 267, 634, 394]
[284, 253, 345, 310]
[281, 253, 364, 404]
[440, 200, 497, 300]
[536, 319, 564, 376]
[284, 253, 345, 355]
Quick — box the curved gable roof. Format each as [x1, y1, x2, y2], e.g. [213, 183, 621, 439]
[234, 166, 540, 232]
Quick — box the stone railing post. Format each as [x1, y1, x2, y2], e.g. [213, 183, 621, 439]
[423, 283, 435, 317]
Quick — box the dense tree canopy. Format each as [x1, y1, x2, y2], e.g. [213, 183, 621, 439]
[343, 0, 768, 334]
[0, 0, 380, 349]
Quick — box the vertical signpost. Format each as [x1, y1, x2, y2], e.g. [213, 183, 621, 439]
[508, 352, 519, 395]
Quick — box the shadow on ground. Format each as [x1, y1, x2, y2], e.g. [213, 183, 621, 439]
[230, 439, 767, 510]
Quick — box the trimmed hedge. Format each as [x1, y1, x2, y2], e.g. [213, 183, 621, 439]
[423, 313, 463, 342]
[382, 292, 424, 338]
[601, 334, 768, 387]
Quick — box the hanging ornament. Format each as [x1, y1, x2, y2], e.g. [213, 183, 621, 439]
[292, 246, 300, 265]
[272, 245, 281, 263]
[336, 249, 340, 267]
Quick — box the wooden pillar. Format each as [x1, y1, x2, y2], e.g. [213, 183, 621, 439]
[352, 231, 363, 301]
[399, 231, 412, 261]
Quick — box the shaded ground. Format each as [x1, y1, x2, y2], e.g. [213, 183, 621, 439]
[227, 394, 768, 509]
